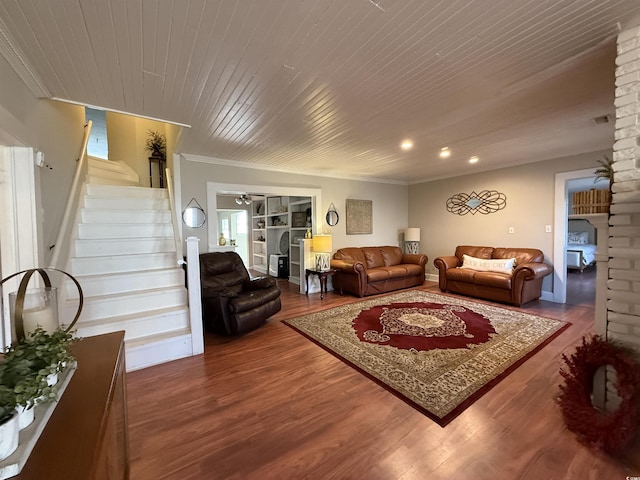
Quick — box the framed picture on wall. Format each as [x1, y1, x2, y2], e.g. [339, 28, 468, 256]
[346, 199, 372, 234]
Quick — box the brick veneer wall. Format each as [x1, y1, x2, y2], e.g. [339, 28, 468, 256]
[611, 23, 640, 377]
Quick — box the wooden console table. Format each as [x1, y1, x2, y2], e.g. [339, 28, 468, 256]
[14, 331, 129, 480]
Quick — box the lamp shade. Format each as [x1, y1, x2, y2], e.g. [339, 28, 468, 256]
[405, 228, 420, 242]
[312, 234, 332, 252]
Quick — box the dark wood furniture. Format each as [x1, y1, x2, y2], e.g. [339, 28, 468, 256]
[15, 331, 129, 480]
[305, 268, 338, 299]
[148, 156, 165, 188]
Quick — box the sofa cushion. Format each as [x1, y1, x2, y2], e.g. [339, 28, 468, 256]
[446, 267, 477, 283]
[493, 248, 544, 265]
[460, 254, 516, 274]
[332, 247, 367, 265]
[473, 271, 512, 289]
[367, 264, 422, 282]
[455, 245, 494, 263]
[359, 246, 403, 268]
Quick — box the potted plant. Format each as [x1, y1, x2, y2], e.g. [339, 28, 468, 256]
[0, 383, 18, 461]
[145, 129, 167, 160]
[594, 155, 614, 191]
[1, 326, 75, 430]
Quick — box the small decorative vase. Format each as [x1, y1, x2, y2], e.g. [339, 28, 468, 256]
[218, 233, 226, 246]
[304, 228, 312, 239]
[0, 413, 19, 461]
[16, 405, 34, 430]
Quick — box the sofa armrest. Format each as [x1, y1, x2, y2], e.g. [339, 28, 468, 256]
[330, 259, 366, 274]
[514, 262, 553, 280]
[246, 276, 277, 290]
[433, 256, 461, 291]
[401, 253, 428, 266]
[433, 256, 461, 271]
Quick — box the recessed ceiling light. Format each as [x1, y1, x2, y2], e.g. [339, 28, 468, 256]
[400, 139, 413, 151]
[469, 156, 479, 164]
[439, 147, 451, 158]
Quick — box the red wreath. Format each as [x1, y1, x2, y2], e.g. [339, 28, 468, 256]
[558, 335, 640, 452]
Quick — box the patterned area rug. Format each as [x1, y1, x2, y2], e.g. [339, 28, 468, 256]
[283, 290, 570, 426]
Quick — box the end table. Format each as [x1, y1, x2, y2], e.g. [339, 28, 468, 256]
[305, 268, 338, 299]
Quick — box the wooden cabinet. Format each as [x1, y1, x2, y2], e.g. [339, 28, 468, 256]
[15, 331, 129, 480]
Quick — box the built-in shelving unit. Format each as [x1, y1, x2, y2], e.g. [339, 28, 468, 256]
[249, 195, 313, 283]
[251, 197, 267, 274]
[288, 196, 312, 285]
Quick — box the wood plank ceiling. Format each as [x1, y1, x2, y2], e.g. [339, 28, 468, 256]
[0, 0, 638, 183]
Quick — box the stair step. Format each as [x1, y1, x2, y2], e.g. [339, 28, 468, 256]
[125, 329, 193, 371]
[65, 268, 185, 297]
[86, 184, 168, 199]
[74, 286, 187, 321]
[87, 158, 138, 180]
[80, 208, 172, 224]
[75, 306, 189, 341]
[84, 196, 169, 210]
[88, 157, 129, 172]
[74, 237, 175, 257]
[78, 223, 173, 239]
[85, 175, 140, 187]
[70, 252, 179, 275]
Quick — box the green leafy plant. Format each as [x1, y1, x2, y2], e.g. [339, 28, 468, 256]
[594, 155, 614, 190]
[1, 326, 75, 411]
[0, 383, 16, 424]
[145, 129, 167, 159]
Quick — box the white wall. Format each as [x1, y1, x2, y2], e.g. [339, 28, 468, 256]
[0, 54, 86, 266]
[106, 112, 180, 187]
[408, 150, 610, 293]
[178, 155, 409, 253]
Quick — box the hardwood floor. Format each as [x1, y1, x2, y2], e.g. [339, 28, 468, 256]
[126, 280, 639, 479]
[566, 265, 596, 307]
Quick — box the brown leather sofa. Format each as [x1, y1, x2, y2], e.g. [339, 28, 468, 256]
[433, 246, 552, 306]
[200, 252, 281, 335]
[330, 246, 427, 297]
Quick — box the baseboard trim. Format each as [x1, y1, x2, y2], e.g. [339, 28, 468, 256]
[426, 273, 438, 282]
[540, 291, 555, 303]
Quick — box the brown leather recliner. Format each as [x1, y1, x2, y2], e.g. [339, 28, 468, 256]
[330, 246, 427, 297]
[200, 252, 281, 335]
[433, 246, 552, 306]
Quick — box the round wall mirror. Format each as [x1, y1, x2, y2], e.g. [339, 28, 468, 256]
[326, 203, 339, 226]
[183, 198, 207, 228]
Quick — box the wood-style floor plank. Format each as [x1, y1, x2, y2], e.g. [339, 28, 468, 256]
[126, 280, 640, 479]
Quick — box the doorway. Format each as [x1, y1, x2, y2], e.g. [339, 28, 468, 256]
[217, 209, 249, 266]
[552, 168, 607, 303]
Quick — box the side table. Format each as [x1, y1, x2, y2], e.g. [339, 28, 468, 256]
[305, 268, 338, 299]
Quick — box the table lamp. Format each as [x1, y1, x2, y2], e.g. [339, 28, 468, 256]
[404, 228, 420, 254]
[312, 234, 332, 271]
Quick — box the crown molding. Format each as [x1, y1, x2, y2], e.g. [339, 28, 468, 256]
[0, 18, 51, 98]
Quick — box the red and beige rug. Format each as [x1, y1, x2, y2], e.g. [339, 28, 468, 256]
[283, 290, 570, 426]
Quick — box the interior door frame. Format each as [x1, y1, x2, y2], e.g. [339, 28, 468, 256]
[552, 168, 597, 303]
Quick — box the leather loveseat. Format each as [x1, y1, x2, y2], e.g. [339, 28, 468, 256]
[330, 246, 427, 297]
[433, 246, 552, 306]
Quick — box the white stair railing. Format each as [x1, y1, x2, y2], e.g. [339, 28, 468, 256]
[165, 167, 185, 266]
[49, 120, 93, 270]
[186, 237, 204, 355]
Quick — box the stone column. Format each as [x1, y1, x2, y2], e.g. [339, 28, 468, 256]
[610, 20, 640, 406]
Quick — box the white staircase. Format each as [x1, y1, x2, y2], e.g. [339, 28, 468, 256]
[62, 157, 193, 371]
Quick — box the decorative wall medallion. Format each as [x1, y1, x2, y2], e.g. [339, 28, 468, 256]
[346, 199, 372, 234]
[446, 190, 507, 215]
